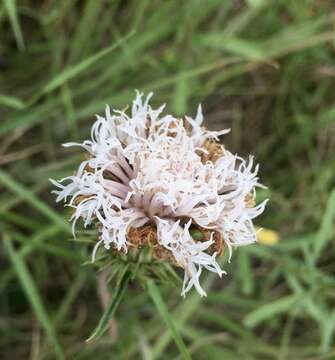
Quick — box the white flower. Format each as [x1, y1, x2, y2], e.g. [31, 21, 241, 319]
[51, 91, 268, 297]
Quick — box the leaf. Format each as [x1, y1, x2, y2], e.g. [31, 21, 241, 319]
[3, 234, 65, 360]
[86, 269, 130, 342]
[147, 279, 192, 360]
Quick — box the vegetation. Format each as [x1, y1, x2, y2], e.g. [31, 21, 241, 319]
[1, 1, 335, 359]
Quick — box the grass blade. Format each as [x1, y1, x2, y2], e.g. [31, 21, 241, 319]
[238, 249, 253, 295]
[147, 279, 192, 360]
[0, 169, 70, 233]
[69, 0, 104, 61]
[321, 309, 335, 353]
[0, 225, 61, 290]
[313, 188, 335, 261]
[54, 273, 87, 329]
[3, 234, 64, 360]
[0, 94, 25, 109]
[3, 0, 24, 50]
[86, 269, 131, 342]
[37, 30, 135, 99]
[244, 294, 301, 328]
[201, 36, 266, 61]
[150, 275, 216, 359]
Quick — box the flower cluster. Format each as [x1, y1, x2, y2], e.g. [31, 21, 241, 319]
[51, 92, 267, 296]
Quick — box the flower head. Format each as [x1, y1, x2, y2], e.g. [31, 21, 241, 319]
[51, 91, 267, 296]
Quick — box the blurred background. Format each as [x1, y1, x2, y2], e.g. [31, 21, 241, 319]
[1, 0, 335, 359]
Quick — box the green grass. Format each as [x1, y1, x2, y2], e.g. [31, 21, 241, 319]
[1, 0, 335, 359]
